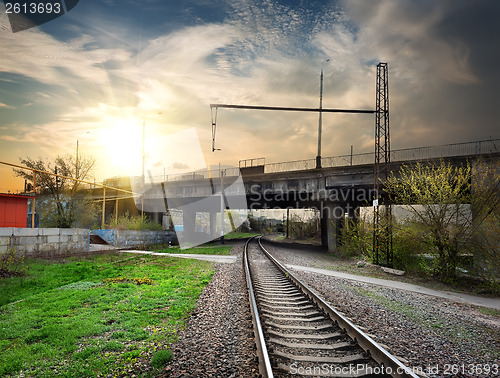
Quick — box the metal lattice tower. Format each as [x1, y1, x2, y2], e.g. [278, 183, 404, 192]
[373, 62, 392, 266]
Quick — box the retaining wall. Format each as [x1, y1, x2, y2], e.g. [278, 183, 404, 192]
[0, 228, 89, 258]
[91, 229, 176, 248]
[0, 228, 177, 258]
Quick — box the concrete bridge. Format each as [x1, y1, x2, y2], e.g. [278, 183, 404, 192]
[109, 139, 500, 251]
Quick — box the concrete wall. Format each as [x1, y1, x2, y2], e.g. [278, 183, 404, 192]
[0, 228, 177, 258]
[91, 229, 176, 248]
[0, 228, 89, 258]
[113, 230, 176, 248]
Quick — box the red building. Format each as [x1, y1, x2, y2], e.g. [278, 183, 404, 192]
[0, 193, 32, 228]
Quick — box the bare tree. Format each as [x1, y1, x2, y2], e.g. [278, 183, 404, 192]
[14, 154, 96, 228]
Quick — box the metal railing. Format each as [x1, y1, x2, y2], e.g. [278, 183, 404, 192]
[265, 138, 499, 174]
[239, 157, 265, 168]
[128, 139, 500, 184]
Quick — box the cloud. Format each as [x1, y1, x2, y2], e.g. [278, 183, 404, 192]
[0, 102, 15, 109]
[338, 0, 499, 148]
[171, 162, 190, 170]
[1, 0, 498, 186]
[0, 135, 17, 141]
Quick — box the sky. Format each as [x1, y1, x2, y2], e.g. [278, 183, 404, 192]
[0, 0, 499, 192]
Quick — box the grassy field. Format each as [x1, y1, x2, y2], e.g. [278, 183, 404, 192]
[150, 232, 259, 253]
[0, 253, 214, 377]
[153, 245, 233, 255]
[223, 232, 260, 239]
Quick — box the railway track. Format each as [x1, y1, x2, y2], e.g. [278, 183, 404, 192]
[244, 236, 419, 377]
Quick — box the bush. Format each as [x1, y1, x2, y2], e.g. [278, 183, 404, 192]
[151, 349, 173, 369]
[339, 216, 435, 275]
[0, 247, 27, 277]
[391, 222, 435, 275]
[286, 214, 320, 240]
[107, 211, 162, 231]
[338, 218, 372, 258]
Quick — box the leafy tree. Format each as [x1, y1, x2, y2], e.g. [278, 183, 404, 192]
[468, 158, 500, 291]
[14, 154, 97, 228]
[385, 160, 472, 281]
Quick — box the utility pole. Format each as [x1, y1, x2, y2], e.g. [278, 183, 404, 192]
[142, 121, 145, 184]
[141, 120, 145, 218]
[76, 140, 79, 181]
[31, 171, 36, 228]
[317, 59, 330, 169]
[220, 165, 224, 244]
[372, 62, 392, 266]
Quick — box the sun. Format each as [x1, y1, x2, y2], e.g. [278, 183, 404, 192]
[98, 118, 144, 177]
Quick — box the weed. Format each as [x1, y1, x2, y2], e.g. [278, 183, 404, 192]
[102, 277, 153, 285]
[0, 247, 27, 278]
[151, 349, 173, 369]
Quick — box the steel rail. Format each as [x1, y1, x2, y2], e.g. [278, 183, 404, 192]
[243, 236, 274, 378]
[257, 237, 419, 378]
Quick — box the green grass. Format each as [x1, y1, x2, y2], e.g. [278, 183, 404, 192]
[223, 232, 260, 239]
[0, 253, 214, 377]
[477, 307, 500, 317]
[151, 349, 173, 369]
[348, 286, 417, 319]
[153, 245, 233, 255]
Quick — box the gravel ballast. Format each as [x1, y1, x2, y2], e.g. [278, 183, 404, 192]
[161, 238, 499, 377]
[163, 242, 258, 377]
[262, 239, 500, 378]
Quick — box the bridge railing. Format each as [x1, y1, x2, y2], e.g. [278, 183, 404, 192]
[264, 138, 499, 174]
[146, 167, 242, 183]
[133, 139, 499, 184]
[390, 139, 498, 163]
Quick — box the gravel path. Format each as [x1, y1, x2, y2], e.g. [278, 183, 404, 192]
[162, 241, 258, 377]
[262, 238, 500, 378]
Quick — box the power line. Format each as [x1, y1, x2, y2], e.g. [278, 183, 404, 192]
[210, 103, 376, 113]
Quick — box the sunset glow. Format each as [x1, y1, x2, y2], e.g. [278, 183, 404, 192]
[0, 1, 499, 192]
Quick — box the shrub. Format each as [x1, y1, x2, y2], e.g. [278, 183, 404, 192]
[107, 211, 162, 231]
[0, 247, 27, 277]
[286, 214, 320, 240]
[391, 221, 435, 275]
[338, 218, 372, 258]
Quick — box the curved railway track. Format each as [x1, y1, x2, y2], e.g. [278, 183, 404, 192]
[244, 236, 419, 377]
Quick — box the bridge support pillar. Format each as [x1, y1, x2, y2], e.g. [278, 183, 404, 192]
[210, 211, 217, 238]
[183, 210, 196, 235]
[321, 204, 343, 253]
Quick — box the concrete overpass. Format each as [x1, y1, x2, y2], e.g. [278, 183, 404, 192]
[117, 139, 500, 251]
